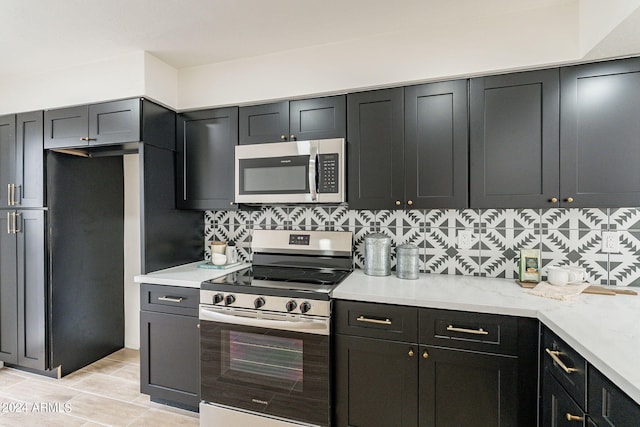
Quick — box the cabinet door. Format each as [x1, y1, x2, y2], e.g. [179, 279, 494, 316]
[16, 210, 46, 370]
[289, 95, 346, 141]
[470, 69, 560, 208]
[334, 335, 418, 427]
[0, 213, 18, 364]
[140, 310, 200, 409]
[561, 57, 640, 207]
[16, 111, 44, 208]
[89, 99, 141, 145]
[419, 346, 518, 427]
[405, 80, 468, 209]
[588, 365, 640, 427]
[239, 101, 289, 145]
[541, 370, 586, 427]
[347, 88, 404, 209]
[44, 105, 89, 149]
[176, 107, 239, 210]
[0, 114, 16, 209]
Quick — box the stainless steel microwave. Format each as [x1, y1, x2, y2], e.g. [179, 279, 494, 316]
[234, 138, 345, 204]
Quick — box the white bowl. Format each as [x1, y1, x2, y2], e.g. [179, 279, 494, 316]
[212, 254, 227, 265]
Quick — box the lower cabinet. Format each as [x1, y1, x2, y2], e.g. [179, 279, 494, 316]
[419, 346, 518, 427]
[541, 326, 640, 427]
[334, 335, 418, 427]
[140, 284, 200, 410]
[334, 301, 537, 427]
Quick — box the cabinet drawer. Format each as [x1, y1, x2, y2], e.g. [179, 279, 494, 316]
[419, 308, 519, 355]
[334, 300, 418, 342]
[588, 365, 640, 427]
[542, 327, 586, 409]
[140, 284, 199, 316]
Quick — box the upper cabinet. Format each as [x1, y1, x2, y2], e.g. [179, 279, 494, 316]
[348, 81, 468, 210]
[0, 111, 44, 208]
[176, 107, 239, 210]
[470, 69, 560, 208]
[44, 99, 140, 149]
[560, 57, 640, 207]
[239, 95, 346, 144]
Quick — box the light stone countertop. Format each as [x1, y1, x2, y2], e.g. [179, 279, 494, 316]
[133, 261, 250, 288]
[333, 270, 640, 406]
[133, 262, 640, 405]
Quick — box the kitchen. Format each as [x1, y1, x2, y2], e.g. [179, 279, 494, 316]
[2, 0, 640, 426]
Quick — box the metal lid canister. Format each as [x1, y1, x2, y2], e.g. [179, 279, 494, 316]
[396, 244, 419, 280]
[364, 233, 391, 276]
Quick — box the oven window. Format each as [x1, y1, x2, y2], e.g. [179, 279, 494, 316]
[244, 165, 307, 192]
[223, 331, 303, 391]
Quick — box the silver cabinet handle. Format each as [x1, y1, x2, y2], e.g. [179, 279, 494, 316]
[13, 213, 21, 233]
[7, 184, 11, 206]
[446, 325, 489, 335]
[14, 184, 20, 205]
[356, 316, 392, 325]
[6, 212, 11, 234]
[158, 296, 184, 303]
[545, 348, 578, 374]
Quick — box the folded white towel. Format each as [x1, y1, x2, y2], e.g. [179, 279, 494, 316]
[525, 281, 591, 301]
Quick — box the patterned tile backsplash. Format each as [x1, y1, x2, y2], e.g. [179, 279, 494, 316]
[204, 207, 640, 287]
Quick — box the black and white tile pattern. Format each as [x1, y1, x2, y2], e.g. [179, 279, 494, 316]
[202, 207, 640, 286]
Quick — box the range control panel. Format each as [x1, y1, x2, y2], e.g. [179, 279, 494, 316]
[318, 153, 339, 193]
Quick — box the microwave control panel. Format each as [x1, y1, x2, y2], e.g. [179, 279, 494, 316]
[318, 153, 339, 193]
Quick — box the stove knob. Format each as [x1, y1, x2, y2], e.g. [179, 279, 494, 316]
[224, 295, 236, 306]
[254, 297, 266, 309]
[299, 301, 312, 313]
[285, 300, 297, 312]
[213, 293, 224, 304]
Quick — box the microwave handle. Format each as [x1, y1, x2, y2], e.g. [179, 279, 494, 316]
[309, 145, 319, 201]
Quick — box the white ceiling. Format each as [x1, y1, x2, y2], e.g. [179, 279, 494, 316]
[0, 0, 574, 78]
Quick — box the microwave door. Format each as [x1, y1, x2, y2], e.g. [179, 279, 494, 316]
[236, 155, 312, 203]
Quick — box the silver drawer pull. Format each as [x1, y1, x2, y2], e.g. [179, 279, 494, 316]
[446, 325, 489, 335]
[545, 348, 578, 374]
[356, 316, 392, 325]
[158, 296, 184, 303]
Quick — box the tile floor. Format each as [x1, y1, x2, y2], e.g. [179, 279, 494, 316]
[0, 349, 198, 426]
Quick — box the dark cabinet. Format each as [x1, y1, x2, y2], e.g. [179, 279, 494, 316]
[348, 81, 467, 210]
[470, 69, 560, 208]
[347, 88, 404, 209]
[239, 95, 345, 145]
[588, 365, 640, 427]
[44, 99, 140, 149]
[335, 335, 418, 427]
[176, 107, 239, 210]
[419, 346, 518, 427]
[560, 57, 640, 207]
[0, 112, 44, 208]
[404, 80, 468, 209]
[542, 369, 587, 427]
[140, 284, 200, 410]
[334, 301, 418, 427]
[334, 301, 536, 427]
[419, 308, 537, 427]
[0, 210, 46, 370]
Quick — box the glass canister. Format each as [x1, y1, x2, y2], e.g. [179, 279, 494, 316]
[364, 233, 391, 276]
[396, 244, 419, 279]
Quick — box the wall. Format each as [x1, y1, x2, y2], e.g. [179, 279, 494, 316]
[205, 207, 640, 287]
[123, 154, 141, 349]
[177, 2, 579, 110]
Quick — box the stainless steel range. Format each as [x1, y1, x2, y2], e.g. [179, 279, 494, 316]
[199, 229, 353, 427]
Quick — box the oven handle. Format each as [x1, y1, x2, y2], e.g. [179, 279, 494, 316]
[199, 306, 330, 335]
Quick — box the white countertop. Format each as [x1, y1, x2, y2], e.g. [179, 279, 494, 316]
[134, 262, 640, 406]
[133, 261, 250, 288]
[333, 270, 640, 406]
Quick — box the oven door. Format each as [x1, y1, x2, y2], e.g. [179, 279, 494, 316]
[199, 306, 330, 427]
